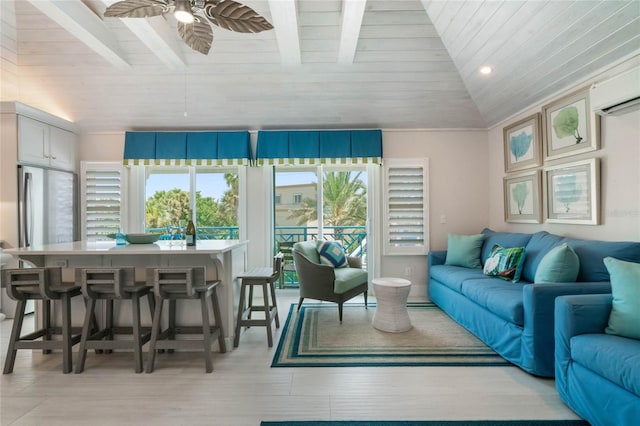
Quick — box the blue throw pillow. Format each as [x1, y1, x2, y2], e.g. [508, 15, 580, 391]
[604, 257, 640, 340]
[316, 241, 349, 268]
[444, 233, 484, 269]
[483, 244, 526, 282]
[534, 243, 580, 283]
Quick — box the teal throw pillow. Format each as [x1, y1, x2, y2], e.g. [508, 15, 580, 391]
[534, 243, 580, 283]
[445, 233, 484, 269]
[316, 240, 349, 268]
[604, 257, 640, 340]
[482, 244, 526, 282]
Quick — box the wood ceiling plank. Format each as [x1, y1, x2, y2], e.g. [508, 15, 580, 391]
[476, 1, 637, 114]
[456, 1, 545, 75]
[24, 0, 130, 69]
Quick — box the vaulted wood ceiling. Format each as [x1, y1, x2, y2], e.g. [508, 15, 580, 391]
[1, 0, 639, 133]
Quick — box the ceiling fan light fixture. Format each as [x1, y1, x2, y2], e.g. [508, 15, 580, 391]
[174, 0, 195, 24]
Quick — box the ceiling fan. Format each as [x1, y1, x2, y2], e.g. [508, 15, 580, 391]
[104, 0, 273, 55]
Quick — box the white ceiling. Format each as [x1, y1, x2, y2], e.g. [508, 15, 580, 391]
[2, 0, 639, 133]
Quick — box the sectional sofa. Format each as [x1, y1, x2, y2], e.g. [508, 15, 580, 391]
[427, 228, 640, 377]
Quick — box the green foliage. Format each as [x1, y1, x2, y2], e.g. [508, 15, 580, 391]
[287, 171, 367, 226]
[511, 182, 529, 214]
[509, 130, 532, 161]
[552, 106, 583, 144]
[145, 172, 238, 229]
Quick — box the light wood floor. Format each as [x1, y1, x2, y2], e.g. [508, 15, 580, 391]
[1, 290, 581, 426]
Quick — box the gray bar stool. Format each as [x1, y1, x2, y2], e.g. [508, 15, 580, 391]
[234, 253, 283, 348]
[145, 267, 226, 373]
[3, 267, 83, 374]
[75, 267, 154, 374]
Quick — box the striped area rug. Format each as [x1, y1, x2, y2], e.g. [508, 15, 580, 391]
[271, 303, 513, 368]
[261, 421, 589, 425]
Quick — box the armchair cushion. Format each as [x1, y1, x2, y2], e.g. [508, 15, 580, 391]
[317, 240, 349, 268]
[334, 267, 368, 294]
[571, 333, 640, 396]
[295, 241, 320, 264]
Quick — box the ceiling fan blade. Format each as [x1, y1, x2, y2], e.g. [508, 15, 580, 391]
[104, 0, 169, 18]
[203, 0, 273, 33]
[178, 21, 214, 55]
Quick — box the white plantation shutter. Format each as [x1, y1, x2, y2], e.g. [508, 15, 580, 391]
[383, 158, 429, 255]
[81, 162, 126, 241]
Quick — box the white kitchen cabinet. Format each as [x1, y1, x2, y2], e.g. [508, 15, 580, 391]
[18, 115, 77, 171]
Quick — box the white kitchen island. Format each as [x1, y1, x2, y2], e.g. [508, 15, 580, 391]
[4, 240, 249, 349]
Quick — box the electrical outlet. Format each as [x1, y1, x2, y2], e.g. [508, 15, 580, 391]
[404, 266, 412, 277]
[440, 215, 447, 224]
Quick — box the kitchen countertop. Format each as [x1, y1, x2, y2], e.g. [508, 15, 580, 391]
[3, 240, 249, 256]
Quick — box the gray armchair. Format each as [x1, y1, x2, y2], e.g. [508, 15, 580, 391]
[293, 241, 368, 322]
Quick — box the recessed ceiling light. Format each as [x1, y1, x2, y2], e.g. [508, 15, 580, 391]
[480, 66, 493, 75]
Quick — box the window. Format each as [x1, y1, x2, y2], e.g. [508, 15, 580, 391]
[383, 158, 429, 255]
[274, 165, 368, 258]
[80, 162, 126, 241]
[144, 166, 239, 239]
[274, 195, 281, 204]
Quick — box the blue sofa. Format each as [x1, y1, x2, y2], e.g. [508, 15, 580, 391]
[555, 294, 640, 426]
[428, 229, 640, 377]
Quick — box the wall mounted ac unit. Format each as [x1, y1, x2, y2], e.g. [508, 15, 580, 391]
[590, 66, 640, 116]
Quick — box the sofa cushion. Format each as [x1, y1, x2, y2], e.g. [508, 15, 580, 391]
[483, 244, 526, 282]
[333, 267, 367, 294]
[445, 233, 484, 268]
[460, 278, 525, 326]
[294, 241, 321, 264]
[316, 240, 349, 268]
[571, 333, 640, 397]
[480, 228, 533, 265]
[567, 238, 640, 282]
[521, 231, 566, 283]
[430, 265, 490, 293]
[534, 243, 580, 283]
[604, 257, 640, 340]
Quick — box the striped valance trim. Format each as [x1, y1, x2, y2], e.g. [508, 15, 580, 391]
[256, 157, 382, 166]
[123, 158, 249, 166]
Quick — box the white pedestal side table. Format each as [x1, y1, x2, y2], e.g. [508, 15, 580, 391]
[372, 277, 412, 332]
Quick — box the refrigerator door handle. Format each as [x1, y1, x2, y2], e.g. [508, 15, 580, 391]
[23, 172, 32, 247]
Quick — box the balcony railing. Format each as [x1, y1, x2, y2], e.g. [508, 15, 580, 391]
[149, 225, 367, 287]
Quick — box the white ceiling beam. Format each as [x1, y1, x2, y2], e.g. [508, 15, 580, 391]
[101, 0, 186, 70]
[25, 0, 130, 70]
[267, 0, 301, 65]
[337, 0, 367, 64]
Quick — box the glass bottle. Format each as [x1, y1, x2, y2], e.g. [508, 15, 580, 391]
[185, 210, 196, 246]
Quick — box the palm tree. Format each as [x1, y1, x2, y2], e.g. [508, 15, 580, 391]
[287, 171, 366, 226]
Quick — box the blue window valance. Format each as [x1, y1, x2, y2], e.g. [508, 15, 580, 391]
[256, 130, 382, 165]
[123, 131, 251, 166]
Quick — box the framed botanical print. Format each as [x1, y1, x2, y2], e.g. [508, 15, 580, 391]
[545, 158, 600, 225]
[503, 113, 542, 173]
[542, 87, 600, 161]
[504, 170, 542, 223]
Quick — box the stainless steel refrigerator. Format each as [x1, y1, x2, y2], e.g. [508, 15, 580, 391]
[18, 165, 78, 248]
